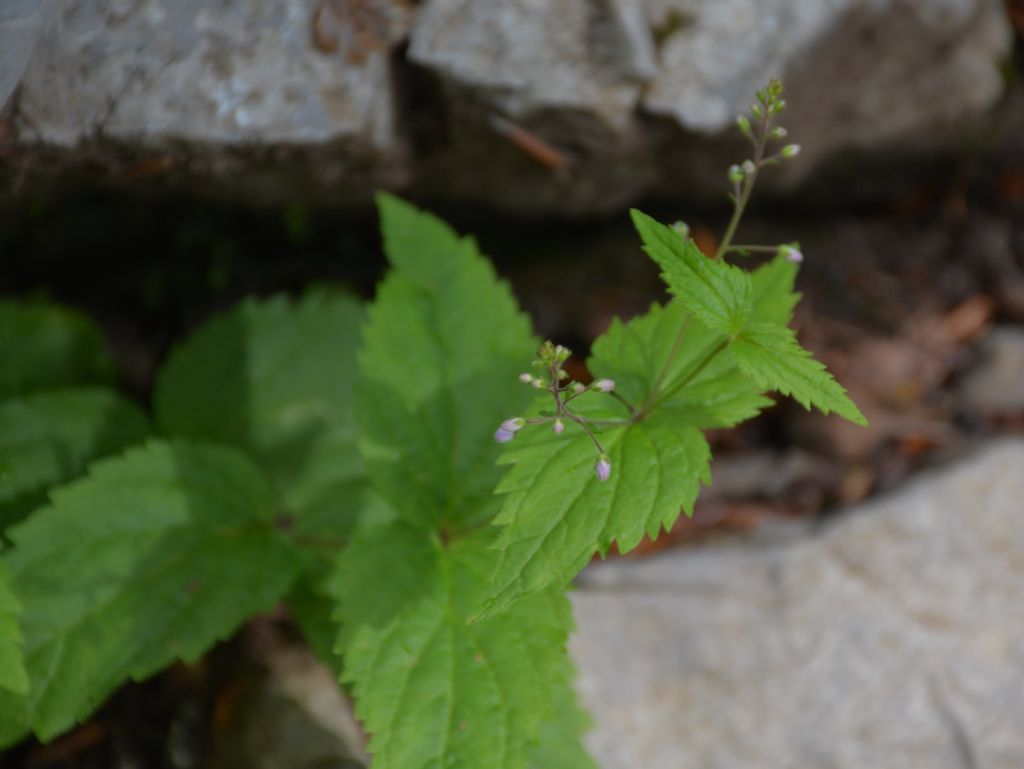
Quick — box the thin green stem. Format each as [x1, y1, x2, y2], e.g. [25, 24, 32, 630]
[568, 413, 606, 455]
[713, 111, 772, 260]
[727, 244, 779, 255]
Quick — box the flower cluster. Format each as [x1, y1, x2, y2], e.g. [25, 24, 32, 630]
[495, 341, 624, 481]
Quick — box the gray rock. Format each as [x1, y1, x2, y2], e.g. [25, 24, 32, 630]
[0, 0, 1015, 210]
[644, 0, 1011, 176]
[5, 0, 411, 202]
[571, 441, 1024, 768]
[962, 327, 1024, 415]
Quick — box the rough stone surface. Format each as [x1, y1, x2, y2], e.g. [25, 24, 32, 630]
[0, 0, 1015, 211]
[570, 440, 1024, 768]
[962, 327, 1024, 415]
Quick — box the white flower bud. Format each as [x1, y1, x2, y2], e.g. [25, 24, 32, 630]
[741, 160, 756, 176]
[573, 382, 586, 394]
[518, 372, 534, 384]
[531, 379, 544, 389]
[781, 144, 801, 158]
[728, 165, 744, 184]
[592, 379, 615, 393]
[770, 126, 788, 139]
[553, 419, 564, 435]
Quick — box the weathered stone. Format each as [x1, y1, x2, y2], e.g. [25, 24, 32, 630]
[0, 0, 1016, 211]
[962, 327, 1024, 415]
[4, 0, 411, 202]
[571, 441, 1024, 768]
[644, 0, 1011, 175]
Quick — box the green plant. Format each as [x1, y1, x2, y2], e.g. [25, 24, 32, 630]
[0, 81, 862, 767]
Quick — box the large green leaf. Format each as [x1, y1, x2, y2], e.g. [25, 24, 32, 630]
[0, 559, 27, 696]
[0, 299, 114, 399]
[0, 440, 301, 745]
[0, 388, 151, 531]
[729, 323, 867, 424]
[588, 299, 771, 428]
[331, 522, 574, 769]
[480, 410, 710, 618]
[358, 194, 536, 530]
[154, 292, 381, 545]
[630, 210, 752, 336]
[529, 667, 598, 769]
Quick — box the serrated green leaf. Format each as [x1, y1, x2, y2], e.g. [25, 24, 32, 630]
[154, 292, 380, 545]
[730, 323, 867, 425]
[331, 522, 574, 769]
[0, 440, 301, 745]
[588, 300, 771, 428]
[359, 195, 536, 530]
[481, 412, 710, 618]
[0, 388, 151, 532]
[630, 209, 752, 335]
[529, 667, 597, 769]
[0, 559, 27, 696]
[750, 254, 800, 325]
[0, 299, 114, 399]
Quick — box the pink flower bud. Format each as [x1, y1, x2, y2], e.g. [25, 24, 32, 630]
[500, 418, 525, 433]
[553, 419, 564, 434]
[592, 379, 615, 393]
[594, 456, 612, 482]
[494, 428, 515, 443]
[781, 245, 803, 263]
[573, 382, 586, 394]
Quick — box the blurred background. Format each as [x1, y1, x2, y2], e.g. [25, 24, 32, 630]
[1, 1, 1023, 767]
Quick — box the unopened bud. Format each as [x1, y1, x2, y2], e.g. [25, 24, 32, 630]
[557, 369, 569, 380]
[751, 104, 763, 118]
[736, 115, 752, 136]
[500, 418, 525, 433]
[780, 245, 803, 263]
[728, 165, 744, 184]
[573, 382, 586, 394]
[531, 379, 544, 389]
[494, 428, 515, 443]
[592, 379, 615, 393]
[770, 126, 788, 139]
[771, 99, 786, 113]
[781, 144, 800, 158]
[553, 419, 564, 435]
[594, 455, 612, 482]
[518, 372, 534, 384]
[672, 221, 690, 239]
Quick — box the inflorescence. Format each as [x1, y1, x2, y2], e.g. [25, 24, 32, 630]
[495, 341, 624, 481]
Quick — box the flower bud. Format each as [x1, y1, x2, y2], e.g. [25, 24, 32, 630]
[500, 418, 525, 433]
[531, 379, 544, 389]
[735, 115, 752, 136]
[553, 419, 564, 435]
[494, 428, 515, 443]
[573, 382, 586, 394]
[781, 144, 801, 158]
[671, 220, 690, 239]
[594, 456, 612, 482]
[770, 126, 788, 139]
[741, 160, 756, 176]
[728, 165, 744, 184]
[518, 372, 534, 384]
[592, 379, 615, 392]
[780, 245, 803, 263]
